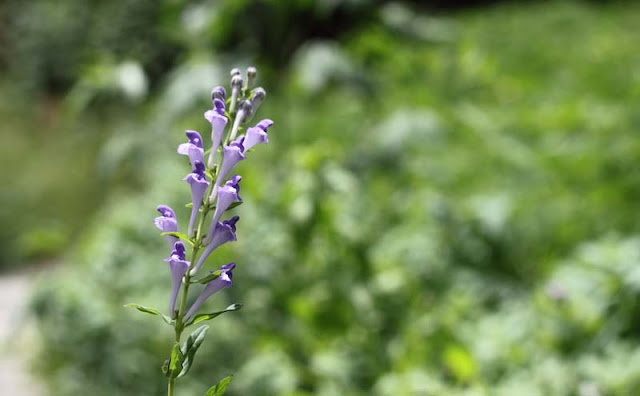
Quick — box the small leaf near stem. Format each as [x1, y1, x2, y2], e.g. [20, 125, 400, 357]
[177, 325, 210, 378]
[205, 375, 233, 396]
[125, 304, 174, 325]
[186, 304, 242, 326]
[161, 232, 195, 247]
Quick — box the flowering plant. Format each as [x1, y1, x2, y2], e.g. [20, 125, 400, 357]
[126, 67, 272, 396]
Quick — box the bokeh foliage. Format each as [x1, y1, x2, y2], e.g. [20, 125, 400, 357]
[6, 0, 640, 395]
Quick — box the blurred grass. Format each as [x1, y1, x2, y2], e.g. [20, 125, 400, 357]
[2, 0, 640, 395]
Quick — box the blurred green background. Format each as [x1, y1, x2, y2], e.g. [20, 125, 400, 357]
[2, 0, 640, 395]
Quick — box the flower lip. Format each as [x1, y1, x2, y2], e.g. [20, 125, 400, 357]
[219, 262, 236, 272]
[191, 161, 206, 179]
[156, 205, 175, 218]
[213, 99, 225, 116]
[224, 215, 240, 233]
[178, 131, 205, 168]
[166, 241, 187, 261]
[256, 119, 274, 131]
[225, 175, 242, 199]
[184, 130, 203, 148]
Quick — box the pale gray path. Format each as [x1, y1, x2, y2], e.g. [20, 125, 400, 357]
[0, 270, 46, 396]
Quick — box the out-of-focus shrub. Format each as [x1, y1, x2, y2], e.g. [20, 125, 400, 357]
[29, 2, 640, 395]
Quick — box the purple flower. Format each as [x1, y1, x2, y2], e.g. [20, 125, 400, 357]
[214, 140, 246, 187]
[184, 161, 210, 237]
[205, 99, 228, 168]
[192, 216, 239, 275]
[165, 241, 190, 318]
[177, 130, 204, 169]
[209, 175, 242, 230]
[154, 205, 179, 247]
[242, 119, 273, 151]
[184, 263, 235, 322]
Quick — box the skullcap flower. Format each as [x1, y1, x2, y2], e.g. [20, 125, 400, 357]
[154, 205, 179, 247]
[184, 263, 235, 322]
[177, 130, 204, 169]
[192, 216, 239, 275]
[165, 241, 190, 318]
[184, 161, 210, 237]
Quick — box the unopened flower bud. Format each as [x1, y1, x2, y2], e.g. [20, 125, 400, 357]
[245, 66, 257, 91]
[229, 101, 251, 142]
[231, 75, 243, 89]
[241, 88, 265, 124]
[229, 75, 244, 115]
[211, 86, 226, 103]
[230, 68, 241, 77]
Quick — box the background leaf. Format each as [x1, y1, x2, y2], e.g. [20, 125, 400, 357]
[205, 375, 233, 396]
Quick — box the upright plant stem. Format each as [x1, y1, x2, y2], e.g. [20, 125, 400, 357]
[167, 177, 216, 396]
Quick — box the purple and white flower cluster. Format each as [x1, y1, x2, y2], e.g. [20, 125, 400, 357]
[153, 67, 272, 322]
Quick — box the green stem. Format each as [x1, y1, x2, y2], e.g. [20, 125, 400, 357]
[167, 171, 217, 396]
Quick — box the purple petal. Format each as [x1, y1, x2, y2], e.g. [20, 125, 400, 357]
[184, 161, 210, 237]
[209, 180, 242, 227]
[256, 119, 274, 131]
[156, 205, 176, 218]
[184, 263, 235, 321]
[206, 111, 228, 168]
[242, 126, 269, 152]
[215, 144, 246, 186]
[178, 131, 205, 168]
[165, 241, 190, 318]
[192, 217, 239, 275]
[154, 205, 179, 247]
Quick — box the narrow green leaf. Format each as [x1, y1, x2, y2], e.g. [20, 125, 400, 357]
[192, 270, 222, 284]
[205, 375, 233, 396]
[124, 304, 173, 325]
[169, 343, 184, 379]
[227, 201, 243, 211]
[160, 231, 195, 246]
[188, 304, 242, 326]
[177, 325, 210, 378]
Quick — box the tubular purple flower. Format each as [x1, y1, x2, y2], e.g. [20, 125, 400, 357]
[214, 140, 246, 187]
[165, 241, 190, 318]
[184, 263, 235, 322]
[205, 99, 228, 168]
[154, 205, 179, 247]
[210, 175, 242, 229]
[177, 130, 204, 168]
[242, 119, 273, 151]
[184, 161, 210, 237]
[193, 216, 239, 275]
